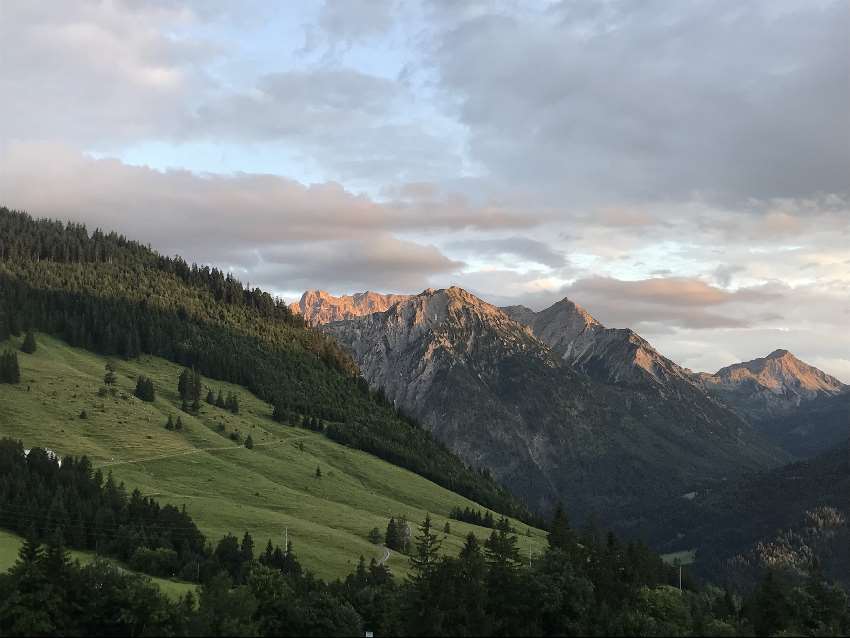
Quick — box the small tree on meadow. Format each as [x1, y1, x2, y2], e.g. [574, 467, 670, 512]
[20, 330, 37, 354]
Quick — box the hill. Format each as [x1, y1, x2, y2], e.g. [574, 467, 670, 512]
[323, 286, 785, 525]
[0, 206, 531, 526]
[0, 333, 548, 579]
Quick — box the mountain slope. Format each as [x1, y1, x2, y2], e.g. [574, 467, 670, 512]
[0, 206, 530, 522]
[291, 289, 411, 326]
[0, 333, 548, 579]
[646, 442, 850, 587]
[324, 286, 784, 524]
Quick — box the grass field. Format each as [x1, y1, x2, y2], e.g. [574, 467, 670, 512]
[0, 334, 548, 579]
[0, 528, 196, 599]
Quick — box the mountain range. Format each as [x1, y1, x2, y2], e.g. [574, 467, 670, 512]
[292, 287, 799, 526]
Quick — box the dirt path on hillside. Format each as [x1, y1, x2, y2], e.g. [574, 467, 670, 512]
[96, 436, 304, 469]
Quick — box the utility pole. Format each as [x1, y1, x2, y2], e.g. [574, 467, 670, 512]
[284, 527, 288, 554]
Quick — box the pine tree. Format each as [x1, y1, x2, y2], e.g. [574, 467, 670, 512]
[216, 390, 225, 409]
[240, 531, 254, 563]
[206, 389, 216, 405]
[244, 435, 254, 449]
[548, 502, 574, 551]
[175, 416, 183, 431]
[191, 369, 202, 404]
[134, 376, 155, 402]
[385, 518, 399, 550]
[178, 369, 191, 401]
[0, 350, 21, 384]
[20, 330, 37, 354]
[409, 514, 441, 581]
[165, 415, 174, 430]
[315, 465, 322, 478]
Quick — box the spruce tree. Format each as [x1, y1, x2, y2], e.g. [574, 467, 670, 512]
[216, 390, 225, 409]
[244, 435, 254, 449]
[165, 415, 174, 431]
[409, 514, 441, 581]
[191, 369, 202, 404]
[178, 369, 191, 401]
[206, 389, 216, 405]
[385, 518, 399, 551]
[548, 502, 574, 551]
[315, 465, 322, 478]
[175, 416, 183, 431]
[20, 330, 37, 354]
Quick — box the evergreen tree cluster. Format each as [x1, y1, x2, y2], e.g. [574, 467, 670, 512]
[0, 207, 533, 523]
[0, 438, 206, 579]
[302, 416, 324, 432]
[165, 415, 184, 431]
[0, 350, 20, 384]
[178, 368, 203, 412]
[384, 516, 411, 554]
[207, 389, 240, 414]
[133, 375, 155, 402]
[450, 505, 496, 528]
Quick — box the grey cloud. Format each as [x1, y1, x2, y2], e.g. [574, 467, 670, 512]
[429, 0, 850, 205]
[317, 0, 396, 47]
[444, 236, 568, 268]
[252, 235, 463, 292]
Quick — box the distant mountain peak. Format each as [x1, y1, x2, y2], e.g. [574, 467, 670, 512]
[503, 296, 692, 388]
[701, 350, 847, 420]
[291, 289, 411, 326]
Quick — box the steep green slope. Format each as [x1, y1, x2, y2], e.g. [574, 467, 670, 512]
[0, 207, 531, 524]
[0, 334, 548, 579]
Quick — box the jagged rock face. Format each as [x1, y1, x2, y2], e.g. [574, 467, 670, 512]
[698, 349, 848, 418]
[325, 286, 785, 521]
[503, 298, 695, 388]
[290, 289, 411, 326]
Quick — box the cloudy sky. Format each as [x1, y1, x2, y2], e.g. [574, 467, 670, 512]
[1, 0, 848, 378]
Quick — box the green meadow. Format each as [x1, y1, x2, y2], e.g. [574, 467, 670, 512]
[0, 334, 548, 580]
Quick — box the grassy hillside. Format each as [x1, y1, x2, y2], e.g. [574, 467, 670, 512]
[0, 529, 196, 600]
[0, 207, 533, 524]
[0, 334, 548, 579]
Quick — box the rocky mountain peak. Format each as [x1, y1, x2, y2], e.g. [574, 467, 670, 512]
[767, 348, 792, 359]
[290, 289, 411, 326]
[711, 350, 846, 396]
[699, 350, 847, 421]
